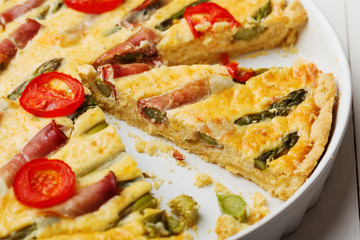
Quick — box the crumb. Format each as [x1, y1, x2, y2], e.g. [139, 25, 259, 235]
[193, 172, 213, 188]
[152, 178, 164, 190]
[246, 51, 268, 58]
[176, 160, 187, 167]
[207, 229, 213, 234]
[282, 45, 298, 56]
[215, 215, 248, 240]
[134, 137, 147, 153]
[214, 182, 231, 194]
[168, 168, 174, 173]
[131, 133, 176, 158]
[192, 225, 199, 237]
[168, 179, 172, 184]
[247, 192, 269, 225]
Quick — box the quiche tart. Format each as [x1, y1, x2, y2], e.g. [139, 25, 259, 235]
[0, 97, 193, 239]
[81, 62, 336, 200]
[0, 0, 334, 239]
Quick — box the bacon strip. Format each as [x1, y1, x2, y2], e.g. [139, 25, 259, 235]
[138, 78, 210, 114]
[93, 28, 160, 69]
[45, 171, 119, 218]
[0, 0, 45, 29]
[0, 121, 68, 188]
[99, 63, 150, 81]
[10, 18, 42, 49]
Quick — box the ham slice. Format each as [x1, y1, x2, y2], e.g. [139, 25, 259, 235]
[0, 120, 68, 189]
[0, 19, 42, 66]
[93, 28, 160, 69]
[138, 78, 210, 114]
[10, 18, 42, 49]
[45, 171, 119, 218]
[98, 63, 150, 81]
[0, 39, 17, 64]
[0, 0, 45, 29]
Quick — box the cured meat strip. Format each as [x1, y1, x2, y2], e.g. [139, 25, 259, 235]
[93, 28, 160, 69]
[45, 171, 119, 218]
[10, 18, 42, 49]
[138, 78, 210, 113]
[0, 18, 42, 66]
[0, 39, 17, 65]
[98, 63, 150, 81]
[0, 120, 68, 189]
[0, 0, 45, 29]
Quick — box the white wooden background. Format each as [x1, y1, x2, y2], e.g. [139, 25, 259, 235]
[282, 0, 360, 239]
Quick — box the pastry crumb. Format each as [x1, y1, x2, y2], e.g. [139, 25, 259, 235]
[247, 192, 269, 225]
[214, 182, 231, 194]
[282, 44, 298, 56]
[176, 159, 188, 167]
[130, 133, 177, 158]
[193, 172, 213, 188]
[246, 51, 268, 58]
[153, 178, 164, 190]
[215, 215, 248, 240]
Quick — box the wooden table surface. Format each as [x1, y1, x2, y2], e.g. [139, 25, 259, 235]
[282, 0, 360, 239]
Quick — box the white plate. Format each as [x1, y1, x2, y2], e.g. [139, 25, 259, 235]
[108, 0, 352, 239]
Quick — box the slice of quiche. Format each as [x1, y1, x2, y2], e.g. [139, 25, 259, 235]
[0, 98, 191, 239]
[0, 0, 306, 99]
[146, 0, 307, 65]
[92, 0, 307, 68]
[81, 62, 336, 200]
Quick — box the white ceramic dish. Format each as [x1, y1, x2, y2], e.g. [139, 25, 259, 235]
[108, 0, 352, 239]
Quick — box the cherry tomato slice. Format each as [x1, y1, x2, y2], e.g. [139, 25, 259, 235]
[184, 2, 240, 38]
[64, 0, 123, 14]
[13, 158, 75, 208]
[226, 61, 255, 83]
[20, 72, 84, 118]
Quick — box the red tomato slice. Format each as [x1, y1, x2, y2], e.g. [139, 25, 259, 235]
[226, 61, 255, 83]
[20, 72, 84, 118]
[13, 158, 75, 208]
[184, 2, 240, 38]
[64, 0, 123, 14]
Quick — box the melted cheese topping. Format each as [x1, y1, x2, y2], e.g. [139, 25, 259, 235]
[0, 101, 150, 238]
[113, 64, 232, 101]
[0, 98, 73, 167]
